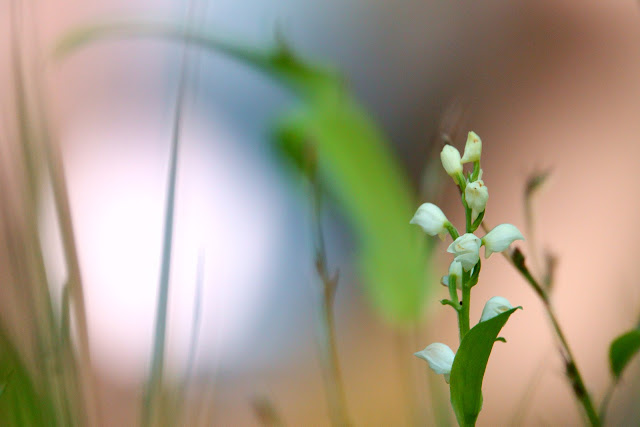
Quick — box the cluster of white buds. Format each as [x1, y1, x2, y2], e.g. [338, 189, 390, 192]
[410, 131, 524, 382]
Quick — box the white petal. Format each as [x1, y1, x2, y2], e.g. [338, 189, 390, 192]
[480, 296, 514, 322]
[455, 252, 480, 271]
[449, 260, 462, 278]
[447, 234, 481, 270]
[461, 131, 482, 163]
[414, 343, 455, 377]
[440, 145, 462, 177]
[482, 224, 524, 258]
[465, 180, 488, 223]
[410, 203, 449, 236]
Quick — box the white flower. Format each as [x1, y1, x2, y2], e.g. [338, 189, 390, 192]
[461, 131, 482, 163]
[410, 203, 449, 239]
[442, 260, 463, 289]
[447, 233, 481, 271]
[464, 180, 489, 223]
[481, 224, 525, 258]
[414, 343, 455, 383]
[440, 145, 463, 178]
[480, 296, 514, 322]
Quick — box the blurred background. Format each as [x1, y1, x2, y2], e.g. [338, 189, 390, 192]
[1, 0, 640, 425]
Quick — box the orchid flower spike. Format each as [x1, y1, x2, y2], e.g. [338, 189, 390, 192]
[440, 144, 463, 179]
[461, 131, 482, 163]
[481, 224, 525, 258]
[447, 233, 481, 271]
[465, 180, 489, 223]
[410, 203, 450, 239]
[480, 296, 514, 322]
[414, 343, 455, 383]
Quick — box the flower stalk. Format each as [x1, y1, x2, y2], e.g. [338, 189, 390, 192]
[308, 151, 352, 427]
[412, 132, 525, 423]
[508, 247, 600, 426]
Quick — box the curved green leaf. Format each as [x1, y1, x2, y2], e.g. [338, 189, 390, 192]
[609, 329, 640, 380]
[450, 307, 521, 427]
[56, 23, 431, 324]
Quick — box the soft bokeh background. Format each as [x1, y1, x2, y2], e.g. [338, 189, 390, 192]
[2, 0, 640, 425]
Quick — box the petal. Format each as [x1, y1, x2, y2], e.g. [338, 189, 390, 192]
[410, 203, 449, 236]
[440, 145, 463, 177]
[414, 343, 455, 376]
[455, 251, 480, 271]
[482, 224, 524, 255]
[461, 131, 482, 163]
[480, 296, 514, 322]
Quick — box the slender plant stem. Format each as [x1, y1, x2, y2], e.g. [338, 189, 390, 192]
[505, 244, 600, 426]
[141, 17, 193, 426]
[27, 20, 100, 424]
[309, 174, 352, 427]
[459, 275, 471, 341]
[598, 380, 617, 425]
[10, 3, 78, 424]
[455, 180, 473, 344]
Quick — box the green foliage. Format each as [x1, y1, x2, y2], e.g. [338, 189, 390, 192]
[57, 23, 431, 324]
[0, 329, 56, 426]
[449, 307, 521, 427]
[609, 329, 640, 380]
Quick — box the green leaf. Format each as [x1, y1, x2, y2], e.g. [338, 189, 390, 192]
[0, 327, 57, 426]
[609, 329, 640, 380]
[56, 22, 432, 324]
[449, 307, 521, 427]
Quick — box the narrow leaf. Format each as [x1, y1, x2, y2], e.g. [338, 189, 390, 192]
[449, 307, 521, 427]
[57, 22, 431, 324]
[609, 329, 640, 380]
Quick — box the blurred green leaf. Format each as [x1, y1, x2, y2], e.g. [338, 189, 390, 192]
[57, 23, 431, 324]
[609, 329, 640, 380]
[0, 328, 56, 426]
[449, 307, 521, 427]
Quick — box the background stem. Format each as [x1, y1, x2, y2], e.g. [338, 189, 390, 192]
[310, 172, 352, 427]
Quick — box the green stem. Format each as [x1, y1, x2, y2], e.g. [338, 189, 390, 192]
[509, 249, 600, 426]
[447, 277, 460, 311]
[598, 380, 617, 425]
[459, 271, 471, 341]
[142, 20, 191, 426]
[471, 161, 480, 182]
[310, 173, 352, 427]
[444, 222, 459, 240]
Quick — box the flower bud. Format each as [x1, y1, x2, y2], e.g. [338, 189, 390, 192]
[414, 342, 455, 383]
[410, 203, 449, 239]
[446, 260, 463, 289]
[461, 131, 482, 163]
[440, 145, 463, 178]
[447, 233, 481, 271]
[464, 180, 489, 223]
[481, 224, 525, 258]
[480, 296, 514, 322]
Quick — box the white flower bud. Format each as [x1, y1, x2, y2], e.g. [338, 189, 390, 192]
[410, 203, 449, 239]
[481, 224, 525, 258]
[464, 180, 489, 223]
[440, 145, 463, 178]
[480, 296, 514, 322]
[446, 260, 463, 289]
[447, 233, 481, 271]
[461, 131, 482, 163]
[414, 342, 455, 383]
